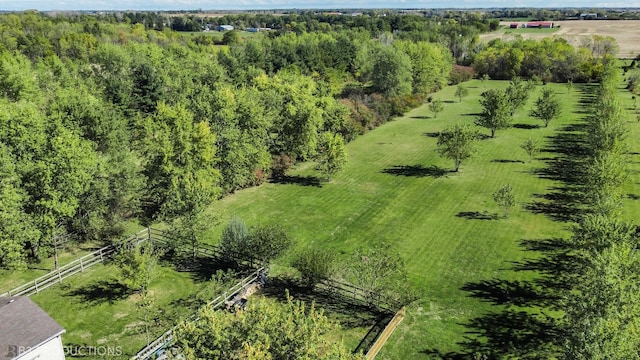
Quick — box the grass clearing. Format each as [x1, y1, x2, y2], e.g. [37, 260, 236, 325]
[29, 256, 233, 358]
[201, 80, 585, 357]
[500, 27, 559, 35]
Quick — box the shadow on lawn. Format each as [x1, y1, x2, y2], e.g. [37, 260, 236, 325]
[270, 175, 322, 187]
[512, 123, 539, 130]
[455, 211, 499, 220]
[261, 275, 392, 355]
[423, 86, 596, 359]
[492, 159, 525, 164]
[382, 164, 449, 178]
[68, 279, 130, 305]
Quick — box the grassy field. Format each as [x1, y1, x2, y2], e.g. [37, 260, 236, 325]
[8, 77, 640, 358]
[29, 257, 230, 357]
[200, 79, 598, 357]
[499, 26, 559, 35]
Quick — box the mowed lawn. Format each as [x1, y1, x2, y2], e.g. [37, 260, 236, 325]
[30, 261, 216, 357]
[201, 80, 586, 357]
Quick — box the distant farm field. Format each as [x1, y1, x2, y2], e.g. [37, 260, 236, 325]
[482, 20, 640, 58]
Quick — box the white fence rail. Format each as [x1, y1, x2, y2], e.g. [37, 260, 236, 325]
[131, 267, 267, 360]
[0, 228, 151, 298]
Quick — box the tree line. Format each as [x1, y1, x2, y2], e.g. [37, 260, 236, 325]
[473, 36, 618, 83]
[0, 12, 456, 270]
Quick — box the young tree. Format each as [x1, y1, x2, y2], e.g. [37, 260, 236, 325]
[115, 242, 160, 294]
[506, 77, 533, 116]
[437, 123, 479, 172]
[219, 216, 250, 263]
[476, 89, 511, 138]
[429, 99, 444, 118]
[167, 206, 210, 260]
[292, 247, 338, 288]
[455, 85, 469, 103]
[481, 73, 490, 87]
[174, 295, 363, 360]
[315, 132, 347, 182]
[492, 184, 515, 218]
[520, 137, 540, 162]
[530, 87, 561, 128]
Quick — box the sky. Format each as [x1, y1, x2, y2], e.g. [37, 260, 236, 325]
[1, 0, 639, 11]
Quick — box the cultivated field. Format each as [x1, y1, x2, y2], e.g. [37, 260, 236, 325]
[482, 20, 640, 58]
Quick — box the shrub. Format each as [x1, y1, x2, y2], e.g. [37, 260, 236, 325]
[292, 247, 337, 288]
[450, 65, 475, 85]
[271, 153, 295, 178]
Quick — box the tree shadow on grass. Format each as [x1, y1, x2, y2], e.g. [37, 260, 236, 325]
[260, 276, 387, 330]
[456, 211, 499, 220]
[270, 175, 322, 187]
[525, 188, 584, 223]
[67, 279, 130, 305]
[381, 165, 449, 178]
[424, 132, 440, 138]
[513, 123, 540, 130]
[423, 87, 595, 359]
[492, 159, 525, 164]
[410, 115, 431, 119]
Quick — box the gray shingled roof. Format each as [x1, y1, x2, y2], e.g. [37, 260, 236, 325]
[0, 296, 65, 360]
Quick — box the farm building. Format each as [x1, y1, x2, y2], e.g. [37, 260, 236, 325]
[509, 23, 519, 28]
[217, 25, 234, 31]
[0, 296, 66, 360]
[580, 13, 598, 20]
[525, 22, 554, 28]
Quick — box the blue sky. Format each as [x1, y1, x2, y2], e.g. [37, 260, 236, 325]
[1, 0, 638, 11]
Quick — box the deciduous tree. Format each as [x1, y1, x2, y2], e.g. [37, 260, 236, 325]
[520, 137, 540, 162]
[476, 89, 511, 138]
[530, 87, 561, 127]
[437, 123, 479, 172]
[429, 99, 444, 118]
[492, 184, 515, 218]
[455, 85, 469, 103]
[174, 295, 363, 360]
[315, 132, 347, 182]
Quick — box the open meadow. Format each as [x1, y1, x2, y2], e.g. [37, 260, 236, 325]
[199, 78, 640, 357]
[482, 20, 640, 58]
[6, 76, 639, 359]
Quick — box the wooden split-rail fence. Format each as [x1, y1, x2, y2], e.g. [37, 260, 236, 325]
[131, 267, 267, 360]
[0, 228, 152, 298]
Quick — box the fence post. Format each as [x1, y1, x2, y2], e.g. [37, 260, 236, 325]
[81, 257, 84, 272]
[34, 280, 38, 294]
[147, 227, 152, 241]
[58, 269, 62, 283]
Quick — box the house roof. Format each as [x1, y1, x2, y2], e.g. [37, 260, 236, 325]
[0, 296, 65, 360]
